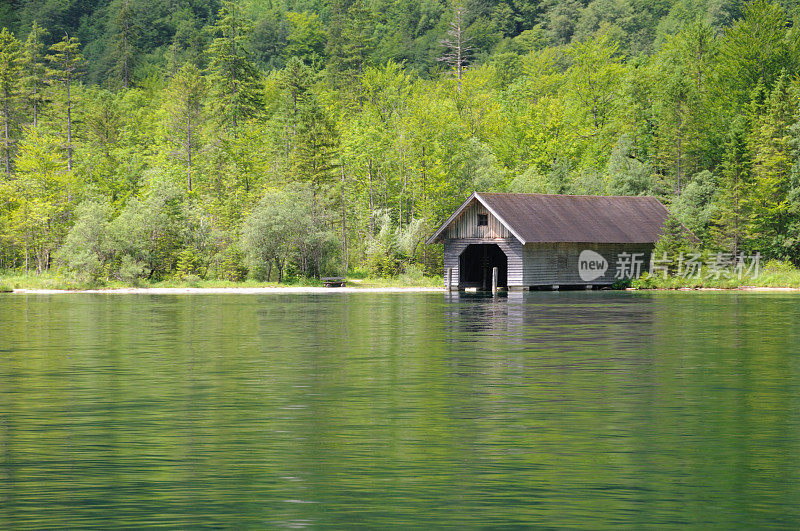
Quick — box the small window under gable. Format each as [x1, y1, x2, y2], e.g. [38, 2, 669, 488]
[477, 213, 488, 226]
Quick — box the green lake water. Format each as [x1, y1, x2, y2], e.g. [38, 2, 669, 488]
[1, 291, 800, 528]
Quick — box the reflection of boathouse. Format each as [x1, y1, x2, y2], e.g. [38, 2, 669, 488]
[426, 192, 671, 291]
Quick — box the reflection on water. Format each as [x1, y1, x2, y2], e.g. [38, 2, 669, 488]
[1, 292, 800, 527]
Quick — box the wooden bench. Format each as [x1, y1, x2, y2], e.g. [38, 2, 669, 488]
[321, 277, 346, 287]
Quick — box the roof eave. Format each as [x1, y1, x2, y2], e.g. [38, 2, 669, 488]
[473, 192, 527, 244]
[425, 192, 478, 244]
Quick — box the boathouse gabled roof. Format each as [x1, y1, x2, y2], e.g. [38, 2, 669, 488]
[426, 192, 672, 245]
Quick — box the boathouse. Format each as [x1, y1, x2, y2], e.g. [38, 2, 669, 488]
[426, 192, 672, 290]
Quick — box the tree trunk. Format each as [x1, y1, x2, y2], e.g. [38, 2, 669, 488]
[341, 165, 348, 273]
[186, 105, 192, 191]
[367, 158, 375, 236]
[231, 3, 238, 134]
[66, 74, 73, 171]
[33, 78, 39, 127]
[676, 102, 683, 195]
[3, 87, 10, 175]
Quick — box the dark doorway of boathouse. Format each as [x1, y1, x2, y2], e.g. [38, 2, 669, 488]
[458, 244, 507, 290]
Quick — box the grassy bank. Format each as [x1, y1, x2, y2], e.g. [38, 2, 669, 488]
[6, 267, 799, 293]
[630, 262, 800, 290]
[0, 271, 443, 292]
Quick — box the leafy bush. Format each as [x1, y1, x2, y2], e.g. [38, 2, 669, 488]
[55, 200, 112, 281]
[399, 263, 425, 284]
[175, 248, 202, 279]
[762, 259, 796, 274]
[110, 177, 187, 280]
[364, 212, 427, 277]
[118, 255, 148, 284]
[241, 183, 338, 282]
[652, 215, 698, 274]
[213, 244, 249, 282]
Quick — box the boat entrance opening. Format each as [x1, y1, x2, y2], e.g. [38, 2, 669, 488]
[458, 244, 508, 290]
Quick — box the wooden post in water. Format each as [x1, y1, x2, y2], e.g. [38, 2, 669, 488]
[447, 268, 453, 291]
[492, 267, 498, 295]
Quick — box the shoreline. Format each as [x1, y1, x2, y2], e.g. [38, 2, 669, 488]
[7, 286, 800, 294]
[629, 286, 800, 292]
[9, 286, 446, 294]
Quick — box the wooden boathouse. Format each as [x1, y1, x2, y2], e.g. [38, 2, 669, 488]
[426, 192, 672, 290]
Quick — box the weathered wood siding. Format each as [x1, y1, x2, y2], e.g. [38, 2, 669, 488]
[444, 200, 510, 239]
[443, 237, 523, 289]
[522, 242, 655, 286]
[439, 197, 657, 288]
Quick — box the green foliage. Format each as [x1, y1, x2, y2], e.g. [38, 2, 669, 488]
[364, 212, 428, 276]
[21, 21, 48, 126]
[675, 170, 718, 242]
[109, 174, 188, 280]
[175, 247, 202, 279]
[717, 0, 795, 107]
[0, 27, 21, 173]
[606, 135, 655, 196]
[241, 183, 337, 282]
[163, 62, 205, 191]
[284, 11, 326, 65]
[56, 200, 112, 281]
[206, 0, 263, 133]
[652, 214, 698, 273]
[213, 244, 248, 281]
[4, 0, 800, 285]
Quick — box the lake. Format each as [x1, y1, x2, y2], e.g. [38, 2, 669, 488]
[1, 291, 799, 528]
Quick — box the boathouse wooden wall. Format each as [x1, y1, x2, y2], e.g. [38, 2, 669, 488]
[442, 239, 655, 288]
[521, 242, 655, 286]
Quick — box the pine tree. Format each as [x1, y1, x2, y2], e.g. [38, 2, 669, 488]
[109, 0, 140, 89]
[717, 0, 793, 107]
[47, 35, 84, 172]
[206, 0, 263, 134]
[748, 71, 795, 256]
[164, 62, 205, 191]
[293, 96, 338, 195]
[325, 0, 350, 84]
[281, 56, 315, 154]
[326, 0, 375, 89]
[652, 21, 719, 195]
[21, 21, 47, 128]
[713, 117, 752, 254]
[0, 27, 21, 175]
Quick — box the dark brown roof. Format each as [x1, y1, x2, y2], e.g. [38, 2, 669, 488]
[427, 192, 672, 244]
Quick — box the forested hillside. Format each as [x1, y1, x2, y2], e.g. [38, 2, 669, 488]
[2, 0, 800, 282]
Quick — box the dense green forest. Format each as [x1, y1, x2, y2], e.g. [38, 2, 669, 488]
[2, 0, 800, 282]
